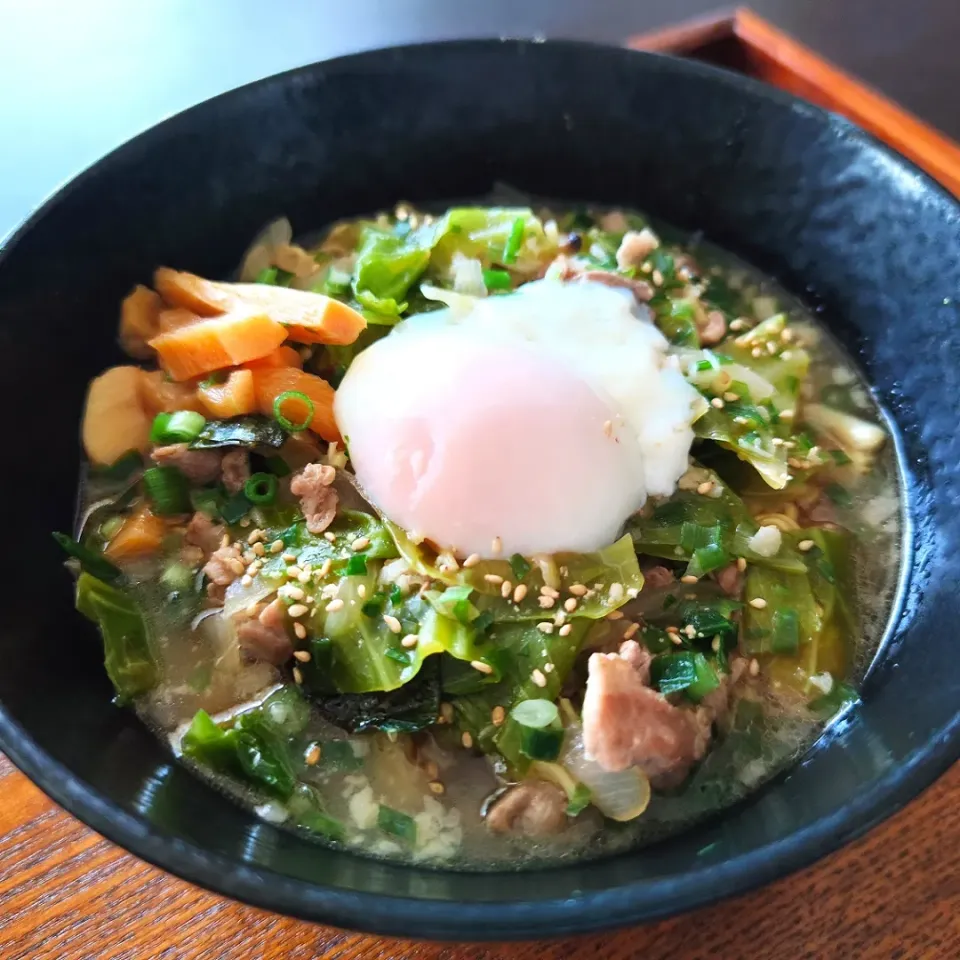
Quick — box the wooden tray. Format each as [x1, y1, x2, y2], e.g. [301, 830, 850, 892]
[627, 7, 960, 196]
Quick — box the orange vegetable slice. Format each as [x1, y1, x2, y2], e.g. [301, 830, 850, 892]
[251, 367, 341, 442]
[244, 344, 303, 369]
[105, 505, 166, 561]
[82, 366, 154, 465]
[157, 307, 202, 333]
[224, 283, 366, 345]
[198, 368, 257, 418]
[137, 369, 206, 415]
[154, 267, 233, 316]
[148, 311, 288, 381]
[119, 285, 164, 359]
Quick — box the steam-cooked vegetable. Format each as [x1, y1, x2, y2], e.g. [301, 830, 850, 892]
[82, 366, 153, 466]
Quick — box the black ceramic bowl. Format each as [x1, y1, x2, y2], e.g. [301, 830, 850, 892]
[0, 40, 958, 940]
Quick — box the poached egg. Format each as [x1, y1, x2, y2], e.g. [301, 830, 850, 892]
[334, 279, 701, 557]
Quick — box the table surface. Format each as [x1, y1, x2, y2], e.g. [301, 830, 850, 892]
[2, 0, 959, 957]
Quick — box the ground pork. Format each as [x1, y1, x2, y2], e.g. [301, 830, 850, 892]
[290, 463, 338, 534]
[151, 443, 222, 484]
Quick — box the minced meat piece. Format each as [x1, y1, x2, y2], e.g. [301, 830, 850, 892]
[221, 449, 250, 494]
[151, 443, 222, 484]
[290, 463, 338, 534]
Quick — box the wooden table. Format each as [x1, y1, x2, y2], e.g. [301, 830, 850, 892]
[1, 752, 957, 959]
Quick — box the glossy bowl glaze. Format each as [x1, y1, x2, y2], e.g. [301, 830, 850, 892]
[0, 40, 958, 939]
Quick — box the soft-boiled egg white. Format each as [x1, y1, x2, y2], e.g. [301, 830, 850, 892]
[334, 279, 702, 557]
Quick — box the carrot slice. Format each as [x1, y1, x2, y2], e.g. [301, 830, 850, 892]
[244, 344, 303, 369]
[148, 311, 287, 381]
[250, 367, 340, 442]
[224, 283, 366, 345]
[157, 307, 202, 333]
[154, 267, 233, 316]
[138, 369, 206, 415]
[119, 285, 163, 359]
[105, 505, 166, 561]
[198, 368, 256, 418]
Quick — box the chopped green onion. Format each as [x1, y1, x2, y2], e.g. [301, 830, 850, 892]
[640, 624, 676, 654]
[322, 267, 352, 297]
[52, 532, 121, 582]
[361, 593, 387, 618]
[508, 553, 532, 581]
[243, 472, 278, 505]
[273, 390, 314, 433]
[472, 609, 495, 634]
[518, 724, 564, 762]
[150, 410, 207, 444]
[264, 455, 292, 477]
[502, 217, 525, 264]
[256, 266, 279, 285]
[482, 268, 512, 290]
[219, 491, 251, 525]
[566, 783, 593, 817]
[651, 651, 720, 701]
[389, 584, 403, 605]
[511, 699, 559, 729]
[686, 542, 730, 578]
[161, 561, 194, 592]
[189, 487, 220, 519]
[142, 466, 191, 515]
[385, 646, 412, 665]
[771, 608, 800, 654]
[377, 805, 417, 844]
[99, 515, 125, 540]
[345, 553, 368, 576]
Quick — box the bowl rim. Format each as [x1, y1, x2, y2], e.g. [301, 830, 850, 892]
[2, 37, 959, 940]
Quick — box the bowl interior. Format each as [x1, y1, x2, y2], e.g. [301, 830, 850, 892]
[0, 41, 958, 939]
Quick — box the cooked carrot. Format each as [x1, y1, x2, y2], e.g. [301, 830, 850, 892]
[198, 368, 256, 417]
[83, 366, 154, 465]
[244, 344, 303, 369]
[138, 369, 207, 415]
[158, 307, 201, 333]
[154, 267, 233, 316]
[224, 283, 366, 345]
[105, 505, 166, 561]
[250, 367, 341, 442]
[119, 285, 163, 359]
[148, 311, 287, 381]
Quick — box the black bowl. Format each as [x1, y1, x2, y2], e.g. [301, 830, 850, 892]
[1, 40, 958, 940]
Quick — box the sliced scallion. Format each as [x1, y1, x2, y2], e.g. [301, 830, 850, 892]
[345, 553, 368, 576]
[377, 804, 417, 844]
[52, 532, 121, 582]
[256, 266, 279, 285]
[150, 410, 207, 444]
[482, 268, 512, 291]
[218, 490, 251, 525]
[511, 699, 559, 729]
[142, 466, 191, 515]
[502, 216, 525, 264]
[243, 472, 278, 505]
[273, 390, 314, 433]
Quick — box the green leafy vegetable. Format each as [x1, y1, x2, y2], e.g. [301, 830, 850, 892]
[75, 573, 156, 701]
[651, 651, 720, 701]
[53, 532, 121, 582]
[377, 805, 418, 844]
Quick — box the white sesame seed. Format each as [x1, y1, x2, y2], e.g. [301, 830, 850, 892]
[681, 574, 699, 584]
[461, 731, 474, 748]
[269, 539, 284, 554]
[401, 634, 419, 648]
[711, 636, 721, 652]
[537, 622, 554, 634]
[729, 318, 747, 331]
[428, 780, 445, 796]
[304, 743, 321, 765]
[286, 566, 302, 580]
[603, 419, 614, 437]
[780, 409, 795, 420]
[751, 347, 763, 358]
[323, 532, 336, 543]
[318, 559, 332, 578]
[501, 580, 513, 599]
[683, 624, 697, 638]
[723, 392, 740, 402]
[513, 584, 528, 603]
[220, 534, 231, 549]
[285, 586, 305, 601]
[470, 659, 493, 675]
[538, 595, 556, 609]
[558, 623, 573, 636]
[491, 536, 502, 555]
[711, 397, 725, 409]
[543, 662, 554, 673]
[568, 583, 588, 597]
[351, 537, 370, 552]
[749, 658, 760, 677]
[240, 574, 253, 587]
[357, 584, 367, 599]
[293, 622, 307, 640]
[484, 574, 504, 585]
[325, 598, 344, 613]
[671, 633, 684, 646]
[491, 705, 506, 726]
[737, 557, 747, 572]
[247, 529, 265, 545]
[554, 610, 566, 626]
[540, 585, 560, 599]
[287, 604, 308, 618]
[608, 582, 625, 603]
[252, 542, 265, 557]
[293, 648, 311, 662]
[282, 552, 298, 565]
[626, 587, 639, 599]
[531, 669, 547, 688]
[383, 614, 402, 634]
[606, 610, 624, 621]
[292, 666, 303, 685]
[697, 481, 714, 495]
[749, 597, 768, 609]
[798, 539, 815, 552]
[463, 553, 481, 568]
[564, 597, 578, 612]
[623, 622, 640, 639]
